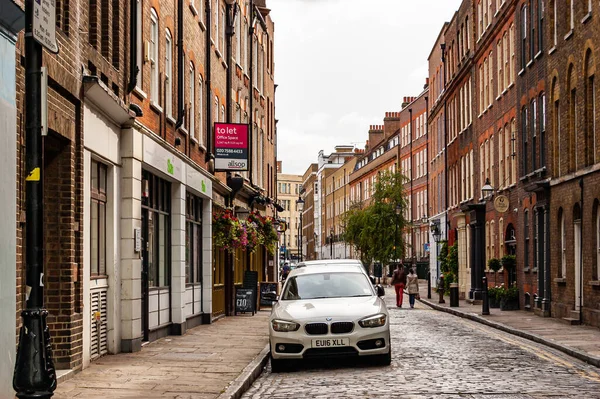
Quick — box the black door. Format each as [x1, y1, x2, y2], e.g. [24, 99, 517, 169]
[141, 208, 151, 342]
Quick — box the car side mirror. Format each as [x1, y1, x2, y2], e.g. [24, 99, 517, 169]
[376, 285, 385, 297]
[369, 275, 376, 285]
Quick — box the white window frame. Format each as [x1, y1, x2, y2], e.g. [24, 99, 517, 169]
[165, 30, 173, 118]
[150, 9, 159, 104]
[198, 77, 203, 144]
[136, 0, 143, 91]
[189, 63, 195, 138]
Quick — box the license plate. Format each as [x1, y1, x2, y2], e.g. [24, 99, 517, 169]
[311, 338, 349, 348]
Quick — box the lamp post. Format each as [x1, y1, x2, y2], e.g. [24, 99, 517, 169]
[329, 227, 334, 259]
[395, 204, 401, 262]
[296, 196, 304, 262]
[431, 222, 441, 281]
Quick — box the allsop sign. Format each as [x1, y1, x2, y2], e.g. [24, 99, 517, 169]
[214, 123, 249, 172]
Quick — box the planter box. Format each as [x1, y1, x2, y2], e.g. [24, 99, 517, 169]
[500, 297, 519, 311]
[489, 296, 500, 308]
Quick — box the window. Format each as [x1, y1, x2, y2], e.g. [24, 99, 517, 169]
[235, 10, 241, 62]
[150, 9, 159, 103]
[521, 5, 527, 70]
[530, 0, 536, 59]
[585, 50, 596, 166]
[560, 208, 566, 278]
[567, 0, 574, 32]
[568, 64, 577, 171]
[532, 99, 537, 170]
[553, 79, 561, 175]
[510, 23, 515, 82]
[596, 205, 600, 280]
[189, 63, 195, 137]
[537, 0, 544, 53]
[135, 0, 143, 90]
[489, 51, 494, 105]
[497, 40, 503, 95]
[522, 106, 529, 175]
[504, 124, 511, 185]
[185, 193, 203, 285]
[198, 77, 204, 144]
[511, 119, 517, 183]
[524, 210, 530, 269]
[165, 30, 173, 117]
[540, 92, 546, 167]
[214, 0, 219, 48]
[552, 0, 557, 46]
[499, 129, 504, 188]
[503, 32, 509, 89]
[91, 161, 107, 277]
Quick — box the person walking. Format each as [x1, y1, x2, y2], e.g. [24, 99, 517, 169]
[390, 263, 407, 308]
[406, 267, 420, 308]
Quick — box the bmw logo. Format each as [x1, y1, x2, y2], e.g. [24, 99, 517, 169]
[326, 317, 332, 321]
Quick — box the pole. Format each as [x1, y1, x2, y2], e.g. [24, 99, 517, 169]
[300, 215, 303, 262]
[330, 233, 333, 259]
[13, 1, 57, 397]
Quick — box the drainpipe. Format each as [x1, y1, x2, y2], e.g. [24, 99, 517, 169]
[127, 0, 138, 93]
[175, 0, 185, 130]
[579, 177, 584, 321]
[409, 107, 414, 268]
[205, 0, 213, 163]
[441, 43, 448, 241]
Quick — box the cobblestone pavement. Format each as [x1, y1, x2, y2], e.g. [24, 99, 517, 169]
[242, 292, 600, 399]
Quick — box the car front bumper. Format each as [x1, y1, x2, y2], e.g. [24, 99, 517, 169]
[270, 324, 390, 360]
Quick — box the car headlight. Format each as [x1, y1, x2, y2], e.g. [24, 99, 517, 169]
[271, 319, 300, 332]
[358, 313, 387, 328]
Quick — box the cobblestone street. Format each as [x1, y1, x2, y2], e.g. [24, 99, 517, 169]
[243, 291, 600, 399]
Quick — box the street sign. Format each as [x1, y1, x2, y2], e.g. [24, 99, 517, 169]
[424, 242, 430, 252]
[214, 123, 249, 171]
[33, 0, 59, 54]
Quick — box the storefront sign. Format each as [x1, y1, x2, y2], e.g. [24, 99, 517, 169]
[494, 195, 509, 213]
[214, 123, 248, 171]
[33, 0, 59, 53]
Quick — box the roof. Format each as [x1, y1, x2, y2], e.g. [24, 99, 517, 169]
[288, 263, 366, 277]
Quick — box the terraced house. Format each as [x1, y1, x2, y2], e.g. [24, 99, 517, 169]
[9, 0, 278, 388]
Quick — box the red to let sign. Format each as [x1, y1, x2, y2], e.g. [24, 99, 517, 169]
[214, 123, 249, 172]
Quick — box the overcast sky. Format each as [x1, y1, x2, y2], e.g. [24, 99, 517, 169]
[269, 0, 463, 175]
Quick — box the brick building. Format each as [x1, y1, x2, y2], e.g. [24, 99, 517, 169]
[276, 169, 302, 262]
[330, 157, 357, 260]
[546, 0, 600, 327]
[11, 0, 278, 385]
[301, 163, 318, 260]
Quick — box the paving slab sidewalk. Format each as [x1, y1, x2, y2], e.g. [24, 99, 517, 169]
[53, 310, 271, 399]
[413, 280, 600, 368]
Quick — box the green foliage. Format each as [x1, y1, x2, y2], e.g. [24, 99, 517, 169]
[489, 283, 518, 301]
[439, 241, 458, 293]
[501, 254, 516, 270]
[488, 258, 502, 272]
[342, 170, 409, 266]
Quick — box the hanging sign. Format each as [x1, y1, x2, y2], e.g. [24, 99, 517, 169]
[214, 123, 249, 172]
[33, 0, 59, 54]
[494, 195, 510, 213]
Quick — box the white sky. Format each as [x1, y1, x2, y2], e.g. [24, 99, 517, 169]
[269, 0, 463, 175]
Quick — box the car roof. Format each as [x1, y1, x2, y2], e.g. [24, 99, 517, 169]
[287, 264, 366, 278]
[296, 259, 363, 267]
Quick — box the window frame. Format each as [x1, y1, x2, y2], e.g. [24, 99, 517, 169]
[91, 160, 108, 278]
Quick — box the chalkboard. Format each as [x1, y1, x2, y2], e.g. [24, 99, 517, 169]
[235, 288, 255, 315]
[259, 282, 278, 307]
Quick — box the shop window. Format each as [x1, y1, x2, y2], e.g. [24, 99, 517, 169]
[186, 193, 203, 285]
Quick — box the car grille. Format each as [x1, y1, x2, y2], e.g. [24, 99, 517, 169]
[305, 323, 328, 335]
[303, 347, 359, 358]
[331, 322, 354, 334]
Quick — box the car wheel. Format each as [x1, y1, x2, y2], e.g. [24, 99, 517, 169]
[372, 349, 392, 366]
[270, 355, 288, 373]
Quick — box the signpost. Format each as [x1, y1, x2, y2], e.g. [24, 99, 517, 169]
[214, 123, 249, 171]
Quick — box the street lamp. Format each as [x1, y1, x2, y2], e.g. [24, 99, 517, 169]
[431, 221, 441, 280]
[481, 177, 494, 200]
[296, 196, 304, 262]
[329, 227, 334, 259]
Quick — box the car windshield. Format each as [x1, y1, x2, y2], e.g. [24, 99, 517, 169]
[281, 272, 374, 300]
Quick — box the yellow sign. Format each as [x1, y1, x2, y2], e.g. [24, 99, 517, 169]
[494, 195, 510, 213]
[25, 168, 41, 182]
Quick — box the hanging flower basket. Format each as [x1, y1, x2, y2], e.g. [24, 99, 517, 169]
[213, 209, 278, 253]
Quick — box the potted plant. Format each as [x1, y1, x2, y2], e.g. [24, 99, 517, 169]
[487, 284, 502, 308]
[499, 283, 519, 310]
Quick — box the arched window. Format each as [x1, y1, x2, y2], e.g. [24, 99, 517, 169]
[552, 77, 561, 176]
[584, 49, 596, 166]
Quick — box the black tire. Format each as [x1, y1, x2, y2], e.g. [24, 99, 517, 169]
[372, 349, 392, 366]
[270, 356, 288, 373]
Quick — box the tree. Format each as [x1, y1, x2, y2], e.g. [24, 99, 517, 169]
[342, 170, 409, 268]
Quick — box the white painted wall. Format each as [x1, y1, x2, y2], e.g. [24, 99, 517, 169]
[83, 103, 122, 367]
[0, 29, 17, 399]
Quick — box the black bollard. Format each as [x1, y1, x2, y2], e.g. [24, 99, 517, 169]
[482, 276, 490, 315]
[438, 275, 445, 304]
[450, 283, 459, 307]
[427, 271, 431, 299]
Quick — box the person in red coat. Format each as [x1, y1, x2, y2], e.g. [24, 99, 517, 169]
[390, 263, 407, 308]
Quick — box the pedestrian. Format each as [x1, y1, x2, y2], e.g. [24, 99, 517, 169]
[390, 263, 407, 308]
[281, 262, 291, 281]
[406, 267, 420, 308]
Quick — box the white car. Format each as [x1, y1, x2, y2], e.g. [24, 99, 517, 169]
[269, 264, 391, 372]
